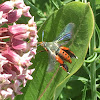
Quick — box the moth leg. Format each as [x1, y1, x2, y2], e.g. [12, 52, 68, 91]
[61, 64, 70, 74]
[55, 55, 64, 65]
[60, 46, 69, 50]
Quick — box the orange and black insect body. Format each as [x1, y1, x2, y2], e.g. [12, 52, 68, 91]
[55, 46, 76, 72]
[56, 47, 72, 63]
[39, 23, 78, 73]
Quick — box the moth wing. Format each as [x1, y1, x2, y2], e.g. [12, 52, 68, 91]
[47, 52, 56, 72]
[55, 23, 75, 42]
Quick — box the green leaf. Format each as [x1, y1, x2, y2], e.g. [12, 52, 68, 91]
[82, 83, 87, 100]
[97, 91, 100, 99]
[60, 80, 84, 99]
[15, 1, 94, 100]
[69, 75, 88, 82]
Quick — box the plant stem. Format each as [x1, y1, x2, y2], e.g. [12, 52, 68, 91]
[89, 0, 96, 100]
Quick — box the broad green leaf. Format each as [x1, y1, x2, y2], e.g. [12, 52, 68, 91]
[53, 2, 94, 100]
[15, 1, 94, 100]
[60, 80, 84, 99]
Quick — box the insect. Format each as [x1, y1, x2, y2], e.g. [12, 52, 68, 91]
[39, 23, 77, 74]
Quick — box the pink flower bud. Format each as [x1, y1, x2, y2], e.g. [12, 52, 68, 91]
[0, 54, 8, 73]
[25, 74, 33, 80]
[13, 80, 22, 92]
[20, 51, 33, 67]
[27, 69, 35, 75]
[0, 74, 12, 90]
[8, 24, 27, 35]
[23, 11, 32, 18]
[12, 32, 30, 40]
[7, 9, 22, 23]
[28, 16, 34, 26]
[0, 1, 14, 13]
[30, 36, 38, 47]
[2, 49, 20, 65]
[30, 47, 37, 55]
[0, 11, 8, 24]
[14, 0, 26, 8]
[12, 38, 27, 50]
[22, 6, 32, 18]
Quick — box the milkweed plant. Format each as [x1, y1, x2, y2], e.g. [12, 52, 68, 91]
[0, 0, 37, 99]
[0, 0, 100, 100]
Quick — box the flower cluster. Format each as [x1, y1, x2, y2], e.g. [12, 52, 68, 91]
[0, 0, 37, 100]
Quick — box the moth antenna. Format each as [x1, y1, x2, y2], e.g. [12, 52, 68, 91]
[42, 31, 44, 42]
[37, 44, 41, 47]
[37, 50, 46, 53]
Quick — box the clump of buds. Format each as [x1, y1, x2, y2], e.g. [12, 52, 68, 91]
[0, 0, 37, 99]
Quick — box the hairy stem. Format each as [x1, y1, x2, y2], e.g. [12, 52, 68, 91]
[89, 0, 96, 100]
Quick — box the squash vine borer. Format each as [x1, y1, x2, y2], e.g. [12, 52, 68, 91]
[39, 23, 78, 74]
